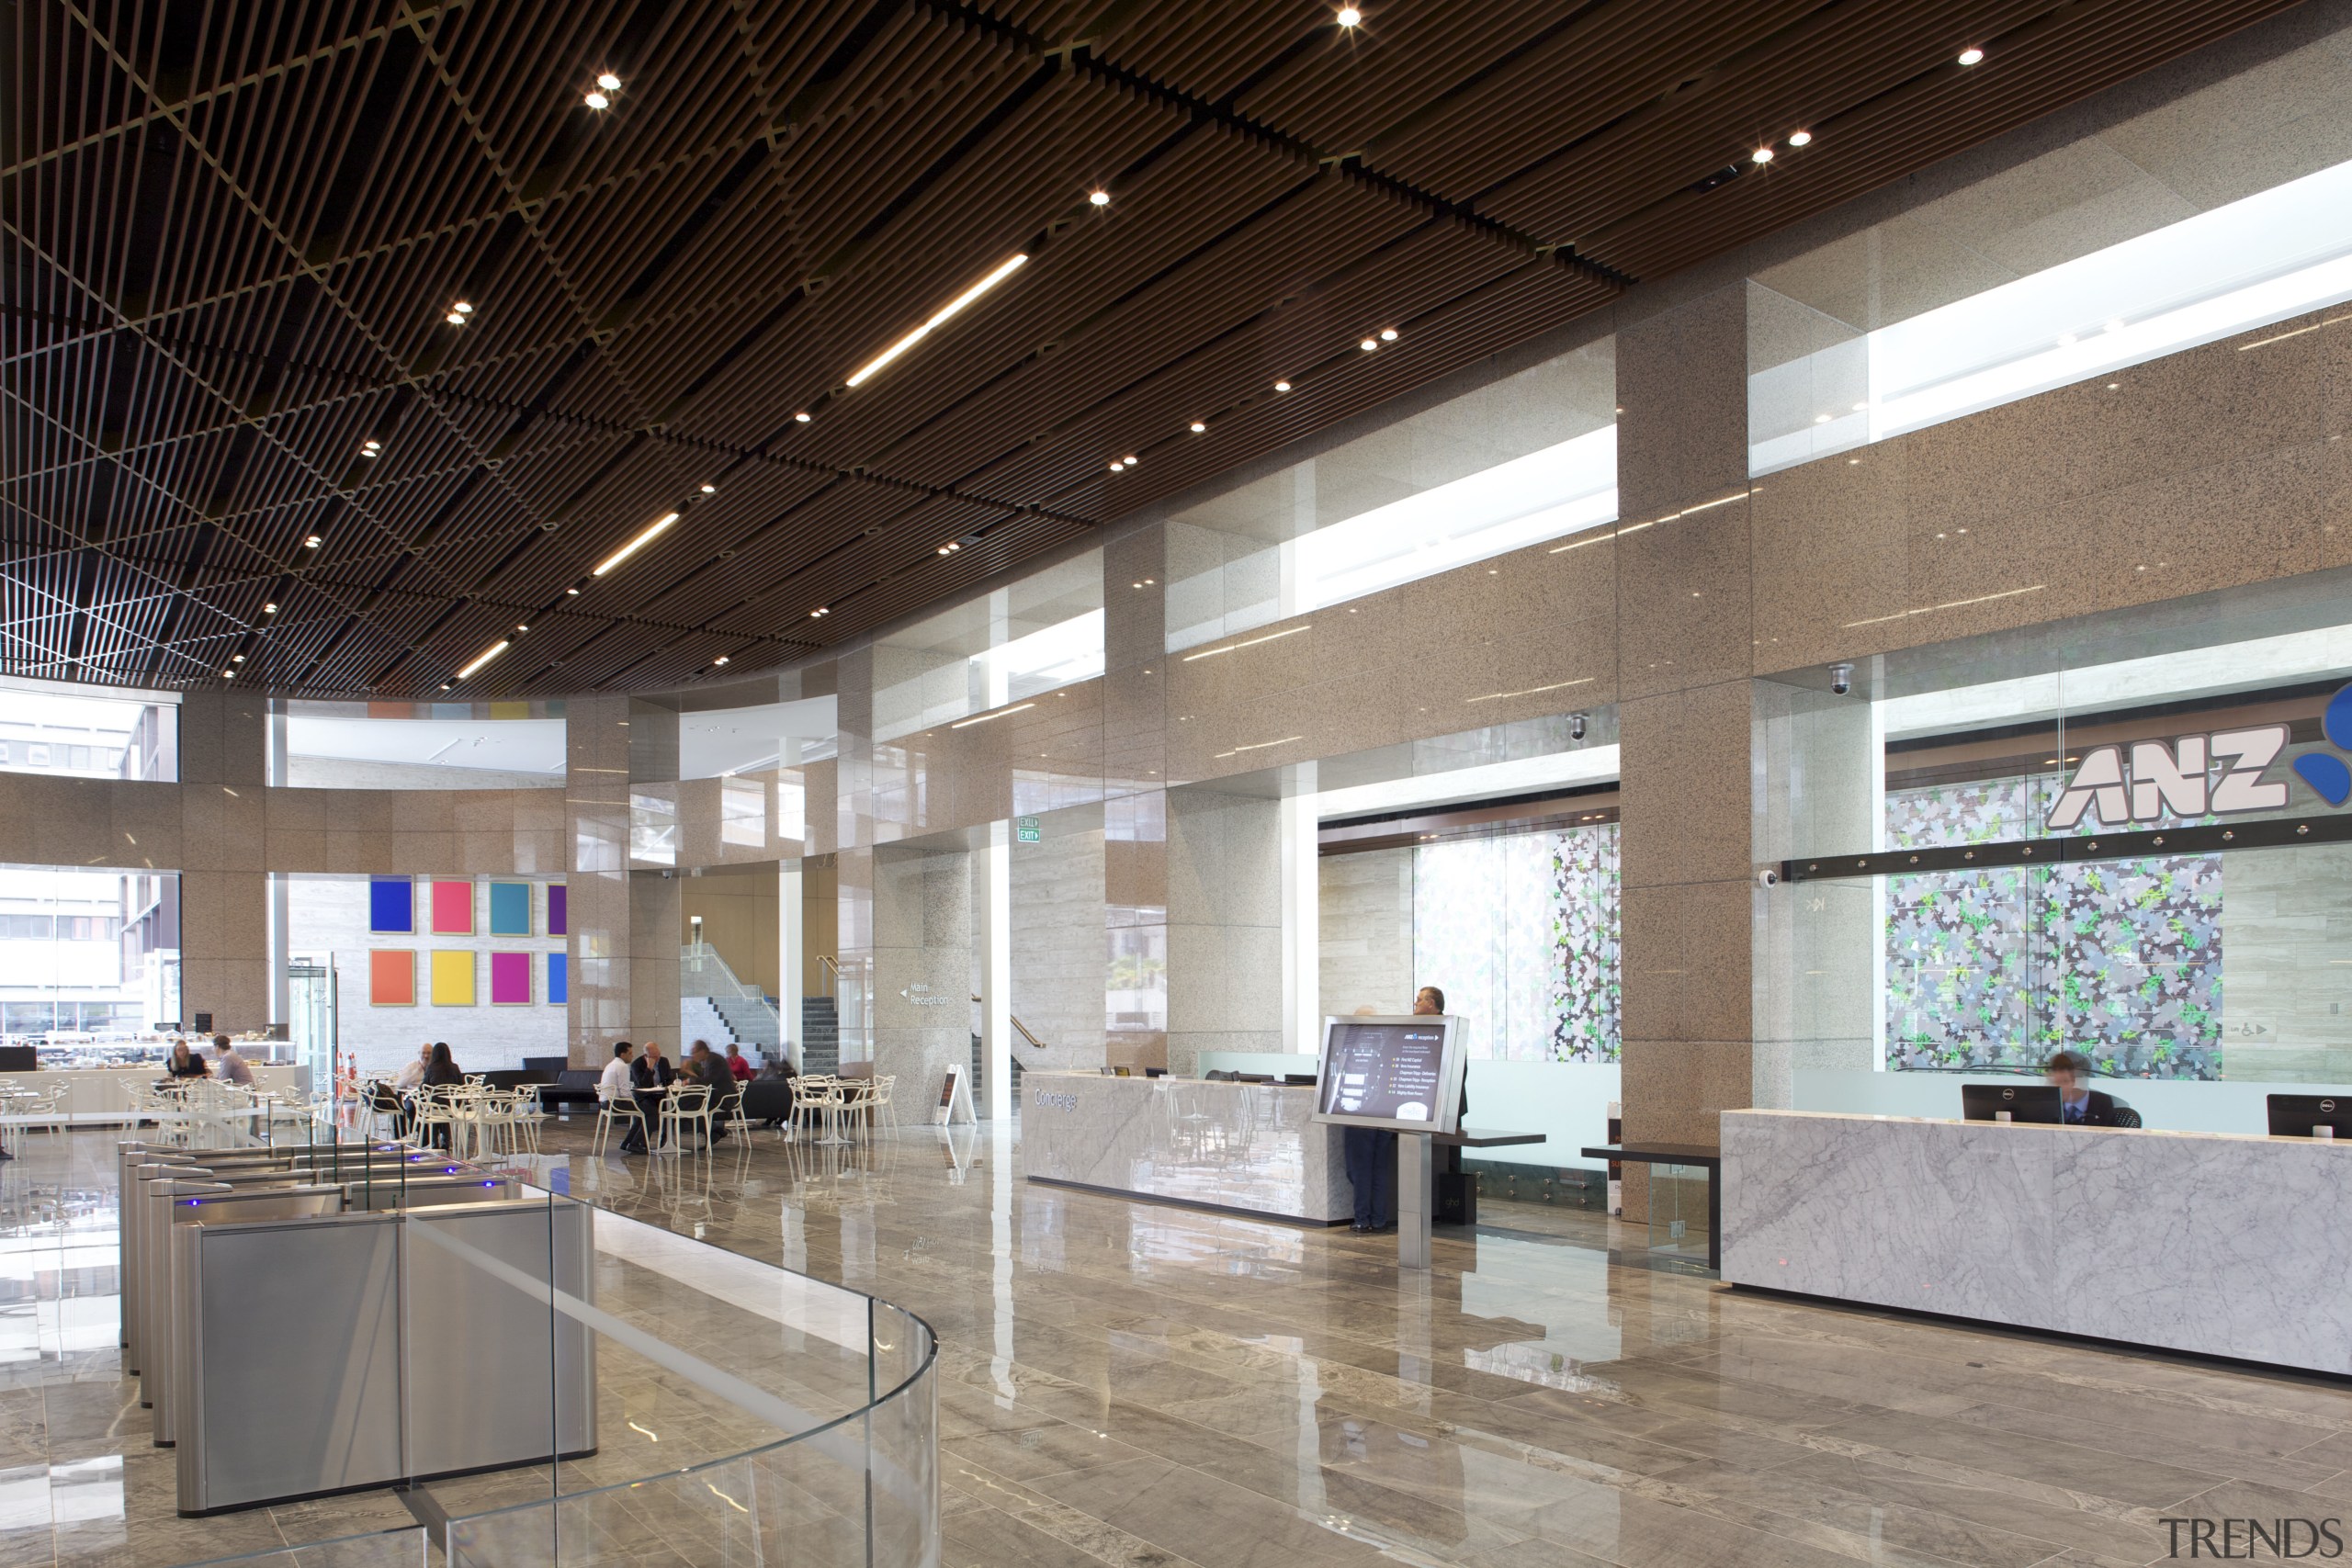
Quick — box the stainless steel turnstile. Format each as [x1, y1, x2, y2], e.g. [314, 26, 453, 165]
[173, 1197, 597, 1515]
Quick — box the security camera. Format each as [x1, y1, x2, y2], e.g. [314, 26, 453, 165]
[1829, 662, 1853, 697]
[1756, 865, 1781, 889]
[1568, 712, 1588, 741]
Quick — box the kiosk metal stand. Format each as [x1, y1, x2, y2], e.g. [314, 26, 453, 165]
[1397, 1129, 1550, 1270]
[1397, 1134, 1434, 1269]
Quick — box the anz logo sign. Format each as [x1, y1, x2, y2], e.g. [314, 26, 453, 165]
[2043, 683, 2352, 831]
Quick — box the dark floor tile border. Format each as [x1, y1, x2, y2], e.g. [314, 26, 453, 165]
[1023, 1175, 1351, 1227]
[1729, 1282, 2352, 1390]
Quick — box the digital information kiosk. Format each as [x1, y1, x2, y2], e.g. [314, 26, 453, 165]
[1312, 1014, 1466, 1269]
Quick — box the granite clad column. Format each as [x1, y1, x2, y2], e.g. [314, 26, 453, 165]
[626, 702, 682, 1050]
[871, 842, 972, 1104]
[1612, 277, 1762, 1156]
[564, 696, 682, 1065]
[1164, 785, 1283, 1077]
[176, 691, 272, 1032]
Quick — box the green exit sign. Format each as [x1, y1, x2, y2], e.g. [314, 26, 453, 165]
[1015, 817, 1041, 843]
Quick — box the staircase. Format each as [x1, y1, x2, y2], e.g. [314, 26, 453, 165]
[801, 997, 839, 1077]
[710, 994, 778, 1054]
[680, 944, 784, 1064]
[682, 995, 734, 1049]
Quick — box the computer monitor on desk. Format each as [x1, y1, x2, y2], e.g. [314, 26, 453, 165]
[2267, 1094, 2352, 1138]
[1962, 1083, 2062, 1123]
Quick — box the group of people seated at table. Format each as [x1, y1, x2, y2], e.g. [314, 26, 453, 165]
[596, 1039, 757, 1155]
[163, 1034, 256, 1087]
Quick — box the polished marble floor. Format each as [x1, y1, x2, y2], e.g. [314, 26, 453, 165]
[13, 1118, 2352, 1567]
[558, 1121, 2352, 1568]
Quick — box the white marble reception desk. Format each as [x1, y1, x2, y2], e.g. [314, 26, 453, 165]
[1022, 1072, 1350, 1224]
[1722, 1110, 2352, 1375]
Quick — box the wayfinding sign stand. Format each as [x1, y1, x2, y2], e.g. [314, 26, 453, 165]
[933, 1061, 977, 1126]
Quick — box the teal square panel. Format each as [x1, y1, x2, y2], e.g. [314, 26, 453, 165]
[487, 882, 531, 937]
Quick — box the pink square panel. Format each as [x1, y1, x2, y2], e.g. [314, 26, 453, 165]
[429, 880, 473, 934]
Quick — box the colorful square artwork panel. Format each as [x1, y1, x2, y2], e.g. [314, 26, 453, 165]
[368, 879, 413, 934]
[368, 950, 415, 1006]
[490, 952, 531, 1005]
[487, 882, 531, 936]
[548, 885, 567, 936]
[547, 953, 568, 1005]
[428, 950, 475, 1006]
[429, 880, 473, 934]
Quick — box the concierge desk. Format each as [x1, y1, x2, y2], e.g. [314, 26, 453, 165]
[1722, 1110, 2352, 1375]
[1022, 1071, 1349, 1224]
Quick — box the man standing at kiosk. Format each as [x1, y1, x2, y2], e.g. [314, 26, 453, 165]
[1340, 987, 1451, 1233]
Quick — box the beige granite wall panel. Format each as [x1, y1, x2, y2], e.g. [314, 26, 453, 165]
[1611, 281, 1761, 1154]
[1165, 786, 1283, 1075]
[1615, 276, 1750, 517]
[1317, 848, 1412, 1018]
[1009, 810, 1110, 1072]
[178, 869, 269, 1033]
[567, 694, 635, 1065]
[869, 841, 972, 1102]
[1756, 299, 2352, 667]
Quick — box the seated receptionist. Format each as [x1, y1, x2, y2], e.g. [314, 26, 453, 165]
[2045, 1050, 2129, 1126]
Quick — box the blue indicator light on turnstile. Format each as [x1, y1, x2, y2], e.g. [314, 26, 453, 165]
[445, 1167, 458, 1174]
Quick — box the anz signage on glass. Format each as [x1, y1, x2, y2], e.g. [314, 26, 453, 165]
[2042, 682, 2352, 831]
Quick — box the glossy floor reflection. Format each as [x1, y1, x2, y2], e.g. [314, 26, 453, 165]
[0, 1133, 875, 1567]
[20, 1120, 2352, 1568]
[553, 1120, 2352, 1568]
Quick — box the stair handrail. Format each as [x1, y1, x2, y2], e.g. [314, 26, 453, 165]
[970, 994, 1047, 1050]
[679, 944, 766, 1003]
[814, 953, 839, 998]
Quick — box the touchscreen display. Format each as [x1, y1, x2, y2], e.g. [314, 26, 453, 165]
[1320, 1021, 1449, 1123]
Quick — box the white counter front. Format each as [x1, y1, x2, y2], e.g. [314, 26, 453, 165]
[1, 1066, 309, 1122]
[1022, 1072, 1351, 1224]
[1722, 1109, 2352, 1375]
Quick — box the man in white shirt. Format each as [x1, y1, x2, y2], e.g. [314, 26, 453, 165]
[598, 1043, 635, 1103]
[212, 1034, 254, 1087]
[391, 1044, 430, 1094]
[599, 1042, 641, 1153]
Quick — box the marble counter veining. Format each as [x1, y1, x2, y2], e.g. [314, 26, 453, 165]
[1723, 1109, 2352, 1374]
[1021, 1071, 1351, 1224]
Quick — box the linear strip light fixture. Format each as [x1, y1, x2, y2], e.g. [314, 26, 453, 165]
[1214, 734, 1305, 760]
[1465, 676, 1594, 705]
[458, 640, 510, 680]
[949, 702, 1036, 729]
[846, 254, 1029, 389]
[1181, 624, 1310, 662]
[1842, 583, 2044, 630]
[594, 511, 680, 577]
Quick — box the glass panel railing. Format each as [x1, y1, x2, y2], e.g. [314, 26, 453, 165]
[152, 1134, 936, 1568]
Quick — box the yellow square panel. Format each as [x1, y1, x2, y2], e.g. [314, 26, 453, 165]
[429, 950, 476, 1007]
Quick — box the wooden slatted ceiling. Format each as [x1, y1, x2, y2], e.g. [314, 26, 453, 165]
[1, 0, 2297, 697]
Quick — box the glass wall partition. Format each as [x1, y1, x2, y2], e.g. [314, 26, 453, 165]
[871, 551, 1102, 741]
[1317, 714, 1623, 1063]
[0, 864, 178, 1056]
[0, 677, 176, 781]
[1764, 568, 2352, 1130]
[1748, 7, 2352, 474]
[1166, 336, 1616, 653]
[269, 699, 567, 788]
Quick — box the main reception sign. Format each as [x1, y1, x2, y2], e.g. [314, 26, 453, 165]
[2043, 682, 2352, 830]
[2044, 725, 2290, 829]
